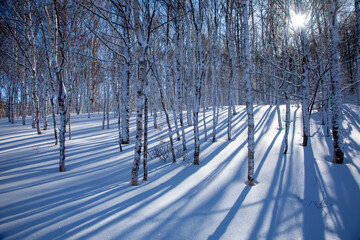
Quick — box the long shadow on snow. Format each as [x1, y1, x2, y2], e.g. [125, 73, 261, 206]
[266, 106, 303, 239]
[0, 165, 133, 239]
[342, 105, 360, 166]
[0, 141, 124, 194]
[302, 141, 326, 240]
[42, 140, 238, 239]
[306, 139, 360, 239]
[43, 106, 252, 239]
[149, 140, 250, 240]
[207, 186, 251, 240]
[0, 144, 144, 239]
[246, 130, 284, 239]
[0, 152, 133, 222]
[342, 105, 360, 133]
[0, 118, 131, 190]
[208, 106, 281, 239]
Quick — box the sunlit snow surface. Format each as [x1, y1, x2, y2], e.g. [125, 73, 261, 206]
[0, 105, 359, 240]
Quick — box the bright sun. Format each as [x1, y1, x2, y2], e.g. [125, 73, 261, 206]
[291, 11, 306, 29]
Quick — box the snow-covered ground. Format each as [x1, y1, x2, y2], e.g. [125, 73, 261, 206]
[0, 105, 359, 240]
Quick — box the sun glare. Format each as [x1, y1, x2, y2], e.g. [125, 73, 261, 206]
[291, 11, 306, 29]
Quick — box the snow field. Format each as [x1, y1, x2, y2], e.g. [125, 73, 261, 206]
[0, 105, 359, 239]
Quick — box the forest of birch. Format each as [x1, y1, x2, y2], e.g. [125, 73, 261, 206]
[1, 0, 358, 185]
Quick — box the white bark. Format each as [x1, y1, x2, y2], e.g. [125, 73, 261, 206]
[242, 0, 255, 186]
[102, 85, 106, 129]
[29, 7, 41, 135]
[152, 79, 158, 129]
[189, 0, 203, 165]
[283, 19, 290, 154]
[143, 73, 149, 181]
[300, 29, 310, 147]
[21, 69, 27, 125]
[202, 64, 208, 142]
[53, 0, 67, 171]
[356, 0, 360, 105]
[175, 14, 187, 150]
[327, 0, 344, 164]
[131, 0, 152, 186]
[211, 4, 219, 142]
[87, 59, 91, 118]
[106, 70, 110, 129]
[226, 5, 234, 141]
[185, 13, 193, 127]
[121, 44, 131, 144]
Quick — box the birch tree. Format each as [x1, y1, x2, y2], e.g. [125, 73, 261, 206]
[119, 0, 132, 144]
[283, 1, 291, 154]
[211, 0, 220, 142]
[173, 1, 187, 150]
[131, 0, 152, 186]
[242, 0, 255, 186]
[327, 0, 344, 164]
[300, 25, 310, 147]
[53, 0, 67, 172]
[356, 0, 360, 105]
[189, 0, 204, 165]
[29, 3, 42, 135]
[226, 0, 235, 141]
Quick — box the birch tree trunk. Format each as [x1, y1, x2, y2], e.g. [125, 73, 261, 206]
[131, 60, 146, 186]
[102, 85, 106, 129]
[175, 13, 187, 150]
[121, 36, 131, 143]
[202, 64, 208, 142]
[300, 28, 310, 147]
[122, 0, 132, 144]
[283, 17, 290, 154]
[21, 69, 26, 125]
[29, 7, 41, 135]
[242, 0, 255, 186]
[50, 90, 58, 145]
[327, 0, 344, 164]
[189, 0, 203, 165]
[54, 0, 67, 172]
[356, 0, 360, 105]
[106, 68, 110, 129]
[152, 78, 158, 129]
[111, 63, 122, 152]
[226, 3, 234, 141]
[211, 3, 219, 142]
[143, 75, 149, 181]
[43, 2, 58, 144]
[185, 13, 193, 127]
[43, 77, 49, 130]
[131, 0, 149, 186]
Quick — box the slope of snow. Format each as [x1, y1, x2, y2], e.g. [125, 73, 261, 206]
[0, 105, 359, 240]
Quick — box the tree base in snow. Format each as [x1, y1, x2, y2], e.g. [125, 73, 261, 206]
[131, 179, 138, 186]
[194, 153, 199, 165]
[248, 180, 255, 186]
[302, 136, 308, 147]
[333, 149, 344, 164]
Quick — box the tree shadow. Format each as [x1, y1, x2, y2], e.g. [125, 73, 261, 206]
[207, 106, 282, 239]
[301, 141, 326, 240]
[39, 139, 246, 240]
[207, 186, 251, 240]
